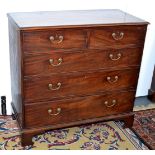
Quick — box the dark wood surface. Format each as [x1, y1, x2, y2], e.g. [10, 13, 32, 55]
[8, 10, 148, 146]
[23, 68, 139, 103]
[24, 90, 135, 128]
[8, 17, 24, 128]
[7, 9, 148, 29]
[148, 66, 155, 102]
[23, 47, 143, 76]
[89, 26, 147, 49]
[23, 29, 87, 50]
[22, 26, 146, 51]
[22, 25, 146, 80]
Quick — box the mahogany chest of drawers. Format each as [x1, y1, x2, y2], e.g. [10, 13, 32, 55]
[8, 9, 148, 146]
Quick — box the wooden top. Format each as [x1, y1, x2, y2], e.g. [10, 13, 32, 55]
[7, 9, 148, 29]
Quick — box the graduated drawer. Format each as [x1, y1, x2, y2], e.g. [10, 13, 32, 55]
[22, 29, 86, 51]
[23, 68, 139, 103]
[89, 25, 147, 49]
[24, 47, 143, 76]
[24, 90, 135, 128]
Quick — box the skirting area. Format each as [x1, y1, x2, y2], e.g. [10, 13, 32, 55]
[134, 96, 155, 111]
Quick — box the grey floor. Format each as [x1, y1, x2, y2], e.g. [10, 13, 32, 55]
[134, 96, 155, 107]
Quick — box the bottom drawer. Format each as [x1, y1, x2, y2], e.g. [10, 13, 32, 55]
[24, 90, 135, 128]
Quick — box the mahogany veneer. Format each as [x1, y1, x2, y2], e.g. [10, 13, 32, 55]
[24, 90, 135, 128]
[24, 47, 143, 76]
[24, 68, 139, 103]
[8, 9, 149, 146]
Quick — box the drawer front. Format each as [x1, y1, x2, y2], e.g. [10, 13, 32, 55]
[24, 47, 143, 76]
[89, 25, 147, 49]
[23, 29, 86, 51]
[24, 90, 135, 128]
[24, 68, 139, 103]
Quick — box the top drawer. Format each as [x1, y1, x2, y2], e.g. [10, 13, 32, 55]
[22, 29, 86, 51]
[22, 25, 147, 52]
[89, 25, 147, 49]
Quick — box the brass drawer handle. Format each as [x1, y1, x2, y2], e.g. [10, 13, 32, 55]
[48, 108, 61, 116]
[109, 53, 122, 61]
[112, 32, 124, 40]
[104, 100, 117, 108]
[48, 82, 61, 90]
[49, 35, 63, 44]
[49, 58, 63, 66]
[107, 76, 118, 83]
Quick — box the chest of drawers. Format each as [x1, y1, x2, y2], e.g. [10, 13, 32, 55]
[8, 9, 148, 146]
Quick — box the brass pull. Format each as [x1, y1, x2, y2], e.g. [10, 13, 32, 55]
[48, 108, 61, 116]
[109, 53, 122, 61]
[112, 32, 124, 40]
[104, 100, 117, 108]
[49, 58, 62, 66]
[49, 35, 63, 44]
[107, 76, 118, 83]
[48, 82, 61, 90]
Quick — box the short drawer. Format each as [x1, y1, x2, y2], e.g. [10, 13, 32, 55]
[89, 25, 147, 49]
[23, 29, 86, 51]
[23, 68, 139, 103]
[24, 90, 135, 128]
[24, 47, 143, 76]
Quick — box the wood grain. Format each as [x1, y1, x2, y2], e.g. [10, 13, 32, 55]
[24, 90, 135, 128]
[23, 68, 139, 103]
[23, 47, 143, 76]
[22, 29, 87, 50]
[89, 25, 147, 49]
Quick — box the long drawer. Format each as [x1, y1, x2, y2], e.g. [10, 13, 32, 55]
[24, 47, 143, 76]
[24, 90, 135, 128]
[23, 68, 139, 103]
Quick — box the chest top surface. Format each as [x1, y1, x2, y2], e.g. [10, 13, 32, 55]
[7, 9, 148, 29]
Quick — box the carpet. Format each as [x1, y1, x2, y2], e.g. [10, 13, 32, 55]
[132, 109, 155, 149]
[0, 116, 148, 150]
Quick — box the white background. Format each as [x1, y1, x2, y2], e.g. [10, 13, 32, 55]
[0, 0, 155, 114]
